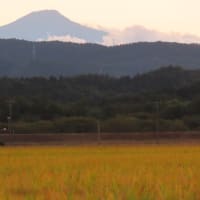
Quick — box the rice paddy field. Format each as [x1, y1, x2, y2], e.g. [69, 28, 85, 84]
[0, 145, 200, 200]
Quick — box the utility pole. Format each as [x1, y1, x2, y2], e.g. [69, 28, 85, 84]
[7, 100, 13, 134]
[97, 120, 101, 144]
[32, 43, 36, 61]
[155, 101, 160, 144]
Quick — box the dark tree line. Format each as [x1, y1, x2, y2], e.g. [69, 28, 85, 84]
[0, 66, 200, 133]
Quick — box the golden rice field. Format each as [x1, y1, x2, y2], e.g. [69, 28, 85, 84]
[0, 145, 200, 200]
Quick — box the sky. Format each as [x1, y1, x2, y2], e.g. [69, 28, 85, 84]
[0, 0, 200, 44]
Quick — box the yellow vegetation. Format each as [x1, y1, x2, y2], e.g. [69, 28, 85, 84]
[0, 145, 200, 199]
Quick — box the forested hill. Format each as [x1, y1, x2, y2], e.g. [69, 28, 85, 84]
[1, 39, 200, 77]
[0, 66, 199, 99]
[0, 66, 200, 132]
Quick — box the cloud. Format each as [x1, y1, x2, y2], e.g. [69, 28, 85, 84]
[37, 26, 200, 46]
[102, 26, 200, 46]
[39, 35, 87, 43]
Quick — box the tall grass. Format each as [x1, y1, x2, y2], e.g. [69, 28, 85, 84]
[0, 145, 200, 199]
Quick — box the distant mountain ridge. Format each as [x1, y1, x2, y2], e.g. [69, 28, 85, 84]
[0, 10, 107, 43]
[1, 39, 200, 77]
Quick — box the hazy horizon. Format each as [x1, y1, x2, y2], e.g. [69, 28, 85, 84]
[1, 0, 200, 45]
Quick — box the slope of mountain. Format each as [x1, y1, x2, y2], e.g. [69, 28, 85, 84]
[1, 39, 200, 77]
[0, 10, 106, 43]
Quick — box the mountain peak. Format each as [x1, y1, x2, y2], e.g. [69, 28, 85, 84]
[30, 9, 60, 14]
[0, 10, 107, 43]
[26, 10, 64, 18]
